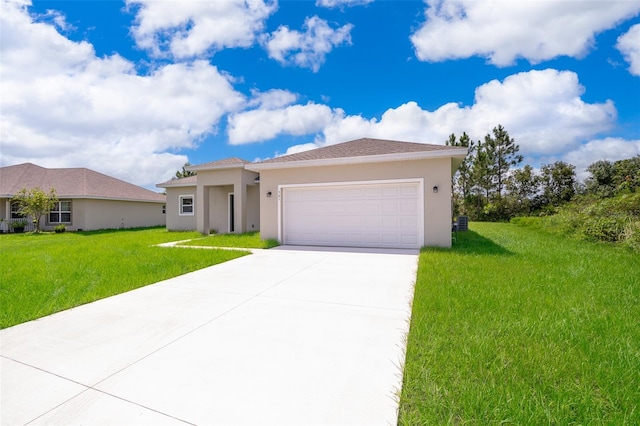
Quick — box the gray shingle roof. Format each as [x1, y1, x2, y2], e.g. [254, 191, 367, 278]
[254, 138, 463, 164]
[0, 163, 165, 202]
[189, 157, 250, 169]
[156, 175, 198, 188]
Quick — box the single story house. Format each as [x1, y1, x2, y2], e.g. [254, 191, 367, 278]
[157, 138, 468, 249]
[0, 163, 166, 232]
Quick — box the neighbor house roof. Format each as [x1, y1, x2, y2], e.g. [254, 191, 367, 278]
[0, 163, 165, 203]
[246, 138, 468, 170]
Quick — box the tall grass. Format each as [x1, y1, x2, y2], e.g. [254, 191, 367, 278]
[399, 222, 640, 424]
[512, 192, 640, 251]
[0, 227, 248, 329]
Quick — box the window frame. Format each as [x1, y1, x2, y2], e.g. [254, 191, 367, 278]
[10, 202, 25, 219]
[179, 195, 194, 216]
[48, 200, 72, 224]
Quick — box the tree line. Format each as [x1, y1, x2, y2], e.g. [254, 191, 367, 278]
[447, 125, 640, 221]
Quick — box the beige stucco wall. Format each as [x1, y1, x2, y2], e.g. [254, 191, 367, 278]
[205, 185, 260, 233]
[1, 197, 165, 232]
[164, 186, 197, 231]
[257, 157, 454, 247]
[194, 168, 259, 234]
[210, 185, 232, 233]
[87, 199, 165, 230]
[163, 169, 260, 234]
[53, 198, 165, 231]
[246, 185, 260, 232]
[0, 198, 8, 232]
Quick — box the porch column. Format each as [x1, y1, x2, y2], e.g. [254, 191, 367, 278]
[233, 182, 247, 233]
[196, 184, 210, 235]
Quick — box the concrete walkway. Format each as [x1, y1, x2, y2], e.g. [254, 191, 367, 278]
[1, 246, 418, 425]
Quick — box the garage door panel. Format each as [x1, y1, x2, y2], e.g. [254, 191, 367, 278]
[282, 181, 422, 249]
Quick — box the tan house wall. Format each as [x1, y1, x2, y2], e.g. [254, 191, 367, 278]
[210, 185, 232, 233]
[1, 197, 165, 232]
[79, 199, 165, 230]
[0, 198, 7, 220]
[246, 185, 260, 232]
[207, 185, 260, 233]
[194, 168, 259, 234]
[0, 198, 8, 232]
[257, 157, 453, 247]
[165, 186, 197, 231]
[164, 169, 260, 234]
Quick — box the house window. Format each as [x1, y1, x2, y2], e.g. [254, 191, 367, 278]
[162, 205, 166, 214]
[179, 195, 194, 215]
[10, 202, 24, 219]
[49, 201, 71, 224]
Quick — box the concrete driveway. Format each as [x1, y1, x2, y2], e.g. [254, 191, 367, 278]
[1, 246, 418, 425]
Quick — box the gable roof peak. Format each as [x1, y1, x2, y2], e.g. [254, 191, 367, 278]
[188, 157, 251, 171]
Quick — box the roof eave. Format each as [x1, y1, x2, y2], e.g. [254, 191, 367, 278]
[1, 194, 165, 202]
[156, 180, 197, 188]
[66, 195, 166, 203]
[245, 148, 468, 171]
[187, 163, 247, 172]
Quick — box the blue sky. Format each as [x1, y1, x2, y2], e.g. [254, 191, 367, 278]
[1, 0, 639, 189]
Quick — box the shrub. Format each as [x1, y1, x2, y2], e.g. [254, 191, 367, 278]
[54, 224, 66, 233]
[621, 220, 640, 250]
[512, 192, 640, 250]
[10, 220, 27, 230]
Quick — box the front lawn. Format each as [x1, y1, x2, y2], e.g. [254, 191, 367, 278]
[181, 231, 279, 249]
[0, 227, 249, 329]
[399, 222, 640, 424]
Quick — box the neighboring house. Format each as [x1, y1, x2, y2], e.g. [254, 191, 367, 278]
[158, 138, 468, 249]
[0, 163, 166, 232]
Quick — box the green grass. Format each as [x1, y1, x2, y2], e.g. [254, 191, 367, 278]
[180, 231, 279, 249]
[399, 222, 640, 425]
[0, 227, 249, 329]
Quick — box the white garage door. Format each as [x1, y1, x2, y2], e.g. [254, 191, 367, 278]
[282, 180, 422, 249]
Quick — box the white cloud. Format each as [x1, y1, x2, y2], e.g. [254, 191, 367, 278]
[281, 142, 318, 156]
[563, 137, 640, 179]
[316, 0, 374, 8]
[231, 69, 619, 163]
[247, 89, 298, 109]
[318, 69, 616, 157]
[0, 0, 245, 188]
[128, 0, 277, 58]
[617, 24, 640, 76]
[262, 15, 353, 72]
[227, 103, 337, 145]
[411, 0, 640, 66]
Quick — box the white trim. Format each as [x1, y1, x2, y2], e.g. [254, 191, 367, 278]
[277, 178, 424, 248]
[2, 195, 165, 203]
[156, 182, 196, 189]
[179, 194, 194, 216]
[277, 188, 283, 242]
[188, 163, 247, 172]
[246, 148, 467, 171]
[47, 200, 72, 225]
[228, 192, 234, 233]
